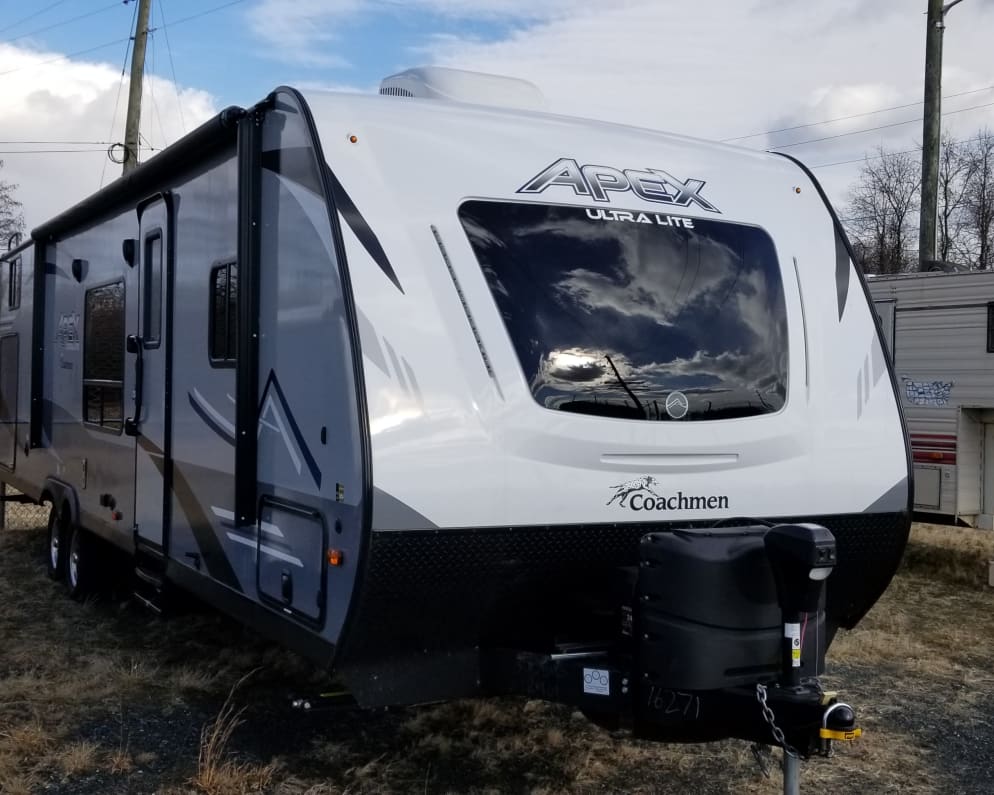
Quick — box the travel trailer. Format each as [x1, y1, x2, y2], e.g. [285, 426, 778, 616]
[0, 67, 909, 756]
[869, 269, 994, 526]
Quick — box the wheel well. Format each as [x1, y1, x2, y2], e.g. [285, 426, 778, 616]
[41, 479, 80, 532]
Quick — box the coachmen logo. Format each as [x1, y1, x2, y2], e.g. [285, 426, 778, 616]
[518, 158, 720, 213]
[606, 475, 730, 512]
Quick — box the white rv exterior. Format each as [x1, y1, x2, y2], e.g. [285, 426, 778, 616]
[869, 269, 994, 526]
[0, 69, 910, 714]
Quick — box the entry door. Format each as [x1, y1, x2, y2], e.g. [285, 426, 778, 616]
[131, 198, 171, 549]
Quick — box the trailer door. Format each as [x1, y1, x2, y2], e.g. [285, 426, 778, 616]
[129, 196, 171, 550]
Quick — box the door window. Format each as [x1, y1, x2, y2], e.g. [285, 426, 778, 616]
[143, 231, 162, 346]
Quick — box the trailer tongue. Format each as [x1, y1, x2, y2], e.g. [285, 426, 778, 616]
[479, 523, 860, 794]
[294, 523, 862, 794]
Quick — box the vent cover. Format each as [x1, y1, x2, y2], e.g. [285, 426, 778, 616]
[378, 66, 546, 110]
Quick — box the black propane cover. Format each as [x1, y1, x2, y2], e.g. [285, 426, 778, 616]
[637, 527, 827, 692]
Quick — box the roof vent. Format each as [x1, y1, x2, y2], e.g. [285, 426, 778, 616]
[378, 66, 546, 111]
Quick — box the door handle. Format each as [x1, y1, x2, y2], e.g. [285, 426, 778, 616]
[125, 334, 143, 437]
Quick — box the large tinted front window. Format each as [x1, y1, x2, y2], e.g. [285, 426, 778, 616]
[459, 201, 788, 421]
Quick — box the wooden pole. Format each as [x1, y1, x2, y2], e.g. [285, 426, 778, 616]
[122, 0, 152, 175]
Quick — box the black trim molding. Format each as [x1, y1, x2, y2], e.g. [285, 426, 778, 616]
[234, 107, 263, 528]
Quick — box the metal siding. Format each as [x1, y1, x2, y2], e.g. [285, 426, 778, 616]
[168, 153, 241, 580]
[957, 410, 983, 514]
[870, 271, 994, 518]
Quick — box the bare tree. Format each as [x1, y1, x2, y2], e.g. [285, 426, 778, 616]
[937, 133, 975, 263]
[963, 129, 994, 270]
[0, 160, 24, 250]
[844, 146, 921, 274]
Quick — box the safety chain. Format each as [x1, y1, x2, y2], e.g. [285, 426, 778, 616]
[756, 683, 800, 759]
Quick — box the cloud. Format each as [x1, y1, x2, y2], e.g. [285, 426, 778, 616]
[417, 0, 994, 207]
[246, 0, 583, 66]
[0, 43, 217, 231]
[240, 0, 994, 209]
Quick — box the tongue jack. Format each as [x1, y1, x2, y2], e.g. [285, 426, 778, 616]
[763, 524, 839, 794]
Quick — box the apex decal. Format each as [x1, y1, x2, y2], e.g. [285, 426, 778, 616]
[518, 158, 720, 213]
[606, 475, 729, 512]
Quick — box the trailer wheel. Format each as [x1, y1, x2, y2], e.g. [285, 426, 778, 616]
[66, 525, 96, 601]
[46, 504, 67, 581]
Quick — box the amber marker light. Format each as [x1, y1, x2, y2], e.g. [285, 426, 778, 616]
[348, 134, 358, 144]
[327, 549, 344, 567]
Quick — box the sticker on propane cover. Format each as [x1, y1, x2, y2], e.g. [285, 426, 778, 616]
[583, 668, 611, 696]
[785, 622, 801, 668]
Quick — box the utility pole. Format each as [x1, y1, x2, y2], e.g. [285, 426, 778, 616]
[919, 0, 965, 270]
[122, 0, 152, 175]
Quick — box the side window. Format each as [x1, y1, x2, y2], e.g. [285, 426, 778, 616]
[83, 282, 125, 432]
[7, 258, 20, 310]
[143, 232, 162, 345]
[209, 261, 237, 366]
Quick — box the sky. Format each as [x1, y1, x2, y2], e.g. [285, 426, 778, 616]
[1, 0, 993, 232]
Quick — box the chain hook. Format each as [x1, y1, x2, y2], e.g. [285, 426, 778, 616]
[756, 683, 801, 759]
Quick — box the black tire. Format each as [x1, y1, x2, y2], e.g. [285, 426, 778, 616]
[45, 504, 67, 581]
[66, 525, 96, 601]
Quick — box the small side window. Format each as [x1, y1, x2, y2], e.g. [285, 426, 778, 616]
[7, 258, 21, 310]
[209, 261, 237, 366]
[143, 232, 162, 345]
[987, 303, 994, 353]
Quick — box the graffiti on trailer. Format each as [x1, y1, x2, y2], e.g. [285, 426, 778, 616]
[902, 377, 953, 407]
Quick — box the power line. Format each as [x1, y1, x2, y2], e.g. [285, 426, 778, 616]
[146, 30, 169, 149]
[0, 2, 122, 46]
[811, 148, 923, 169]
[807, 130, 993, 169]
[160, 0, 248, 30]
[0, 0, 246, 80]
[0, 0, 72, 36]
[0, 148, 152, 154]
[158, 0, 187, 134]
[769, 100, 994, 150]
[0, 140, 120, 145]
[0, 36, 129, 78]
[723, 83, 994, 143]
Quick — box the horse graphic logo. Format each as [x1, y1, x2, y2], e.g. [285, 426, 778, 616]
[606, 475, 661, 507]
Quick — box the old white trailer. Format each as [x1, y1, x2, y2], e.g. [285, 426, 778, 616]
[0, 66, 909, 766]
[869, 269, 994, 526]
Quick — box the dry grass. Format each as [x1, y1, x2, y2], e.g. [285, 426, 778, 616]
[0, 772, 40, 795]
[192, 671, 276, 795]
[0, 518, 992, 794]
[0, 721, 53, 759]
[56, 741, 101, 776]
[902, 522, 994, 587]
